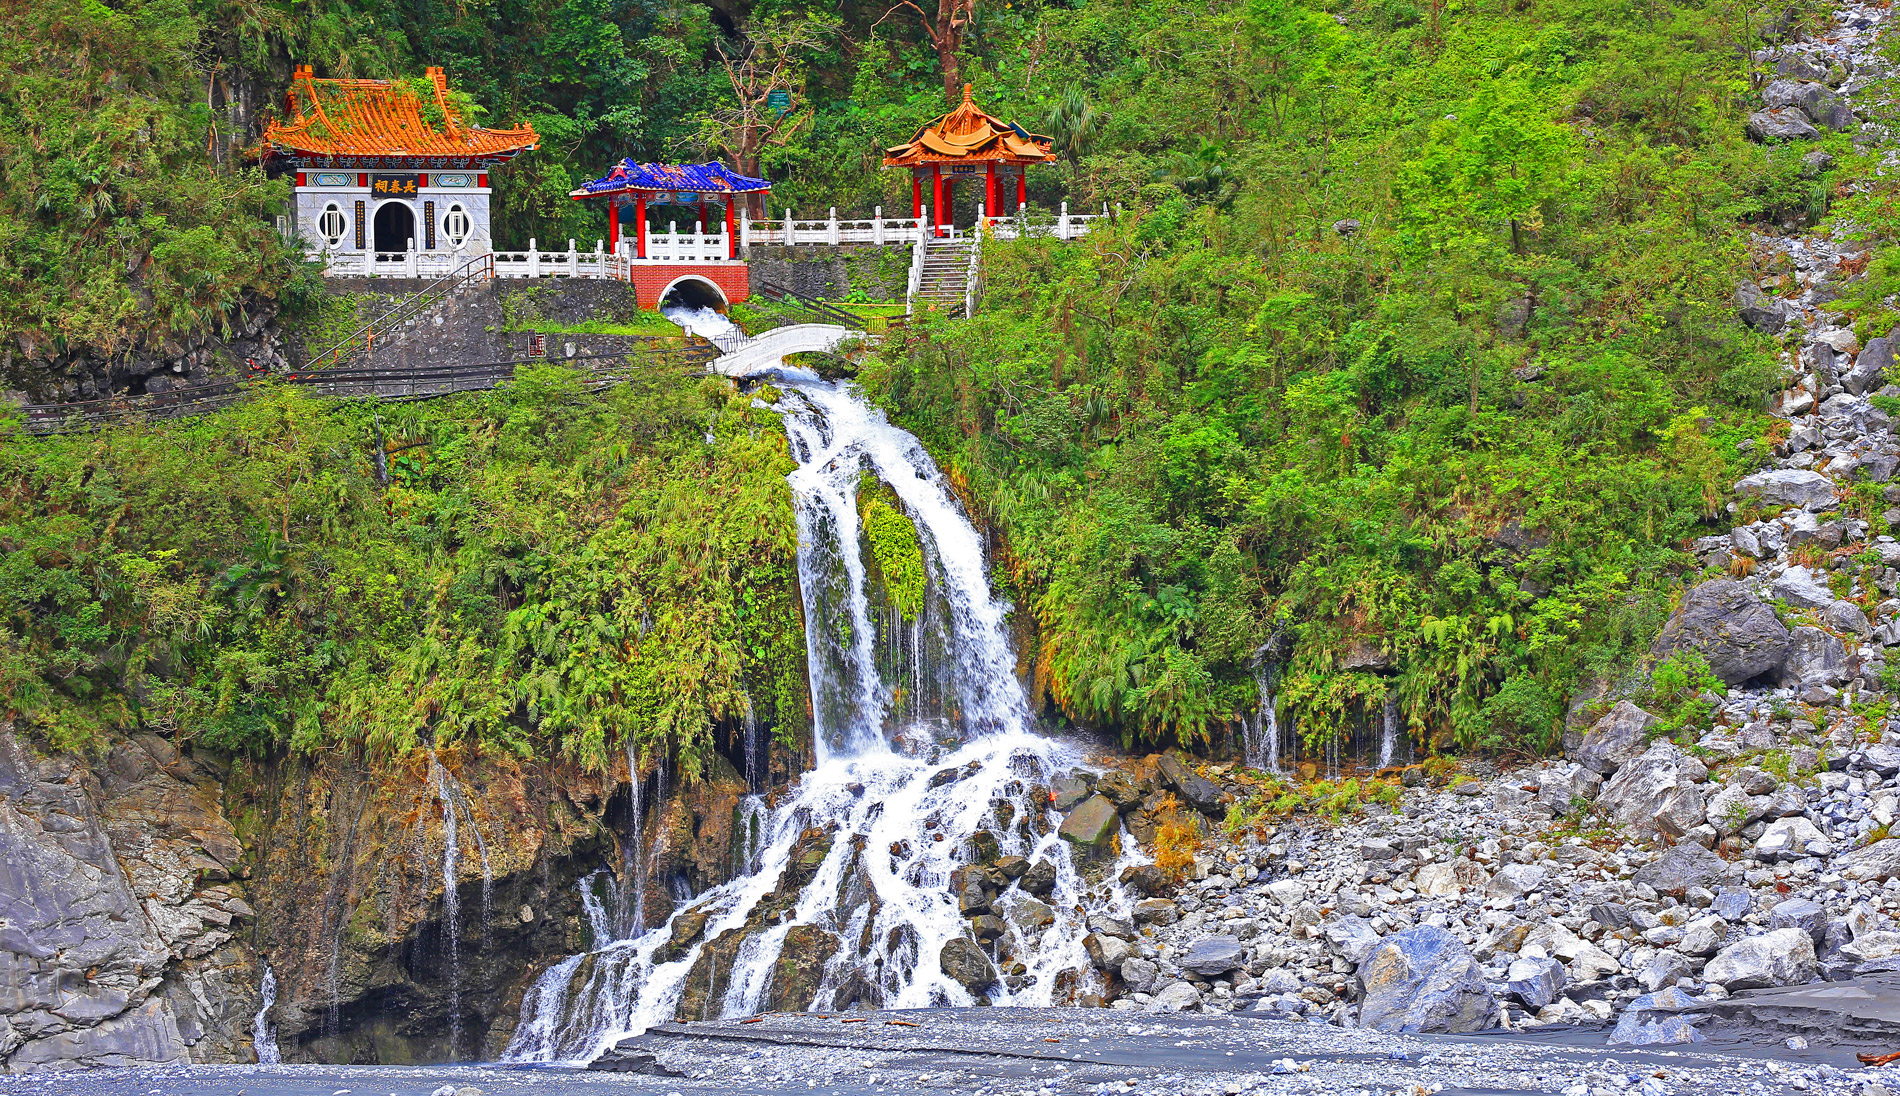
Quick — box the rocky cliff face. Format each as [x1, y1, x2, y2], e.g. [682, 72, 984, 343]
[0, 720, 766, 1071]
[0, 724, 255, 1069]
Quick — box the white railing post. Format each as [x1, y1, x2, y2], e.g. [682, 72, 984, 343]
[1059, 202, 1070, 241]
[874, 206, 884, 246]
[528, 238, 540, 277]
[568, 238, 577, 277]
[741, 207, 751, 250]
[785, 209, 794, 246]
[406, 238, 416, 278]
[829, 207, 839, 245]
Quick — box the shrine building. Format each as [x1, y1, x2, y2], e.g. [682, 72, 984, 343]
[882, 85, 1056, 233]
[568, 161, 773, 309]
[264, 66, 539, 276]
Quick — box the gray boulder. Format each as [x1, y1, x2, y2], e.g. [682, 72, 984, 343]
[940, 937, 998, 993]
[1656, 580, 1791, 685]
[1157, 755, 1225, 817]
[1769, 897, 1829, 941]
[1322, 916, 1382, 966]
[1084, 932, 1132, 972]
[1763, 79, 1855, 131]
[1570, 700, 1660, 775]
[1151, 981, 1203, 1013]
[1769, 566, 1835, 610]
[1847, 336, 1895, 396]
[1487, 863, 1549, 900]
[1357, 926, 1496, 1034]
[1597, 744, 1708, 840]
[1632, 840, 1732, 896]
[1707, 785, 1774, 837]
[1058, 794, 1120, 854]
[1120, 957, 1159, 994]
[1736, 282, 1795, 335]
[1177, 935, 1245, 977]
[1746, 107, 1822, 141]
[1505, 957, 1565, 1009]
[1843, 838, 1900, 882]
[1735, 469, 1836, 509]
[1703, 928, 1819, 990]
[1610, 1013, 1706, 1047]
[1754, 816, 1831, 862]
[1779, 626, 1849, 689]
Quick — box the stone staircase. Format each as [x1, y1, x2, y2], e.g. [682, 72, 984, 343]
[912, 236, 974, 316]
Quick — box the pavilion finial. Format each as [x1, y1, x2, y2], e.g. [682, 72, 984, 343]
[962, 83, 974, 104]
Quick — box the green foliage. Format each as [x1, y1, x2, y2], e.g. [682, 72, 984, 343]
[858, 489, 926, 621]
[0, 369, 805, 775]
[0, 0, 299, 372]
[856, 0, 1780, 756]
[1646, 649, 1724, 738]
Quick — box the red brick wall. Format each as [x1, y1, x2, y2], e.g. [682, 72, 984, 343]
[626, 262, 750, 310]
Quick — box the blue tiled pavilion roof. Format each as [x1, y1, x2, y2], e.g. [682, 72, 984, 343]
[569, 160, 772, 199]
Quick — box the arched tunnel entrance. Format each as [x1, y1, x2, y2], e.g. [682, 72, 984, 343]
[659, 277, 729, 314]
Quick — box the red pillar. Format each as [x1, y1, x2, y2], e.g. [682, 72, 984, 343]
[912, 173, 923, 220]
[1016, 170, 1027, 213]
[725, 200, 737, 258]
[608, 199, 620, 253]
[932, 164, 945, 238]
[635, 195, 647, 258]
[985, 162, 997, 225]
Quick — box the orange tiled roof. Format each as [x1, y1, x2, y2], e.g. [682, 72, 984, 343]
[263, 66, 539, 160]
[883, 85, 1056, 169]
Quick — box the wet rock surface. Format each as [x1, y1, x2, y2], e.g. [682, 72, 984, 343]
[14, 1005, 1891, 1096]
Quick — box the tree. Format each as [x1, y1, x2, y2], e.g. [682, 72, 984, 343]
[1042, 89, 1103, 188]
[876, 0, 978, 105]
[685, 14, 837, 213]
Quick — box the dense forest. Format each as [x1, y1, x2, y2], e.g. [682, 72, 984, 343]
[0, 0, 1889, 767]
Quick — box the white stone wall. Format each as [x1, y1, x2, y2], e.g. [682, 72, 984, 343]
[296, 186, 369, 253]
[295, 179, 494, 259]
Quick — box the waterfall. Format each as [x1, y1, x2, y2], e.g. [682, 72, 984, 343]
[251, 966, 280, 1065]
[1379, 694, 1398, 769]
[742, 692, 764, 794]
[624, 742, 646, 937]
[1244, 661, 1280, 773]
[431, 756, 462, 1060]
[504, 367, 1132, 1065]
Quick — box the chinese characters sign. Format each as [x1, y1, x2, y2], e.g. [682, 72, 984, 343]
[371, 174, 421, 196]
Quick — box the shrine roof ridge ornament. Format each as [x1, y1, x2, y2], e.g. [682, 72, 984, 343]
[568, 160, 774, 201]
[882, 85, 1055, 169]
[262, 66, 539, 163]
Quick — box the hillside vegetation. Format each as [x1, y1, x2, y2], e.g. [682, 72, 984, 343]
[861, 0, 1863, 755]
[4, 0, 1891, 765]
[0, 366, 806, 772]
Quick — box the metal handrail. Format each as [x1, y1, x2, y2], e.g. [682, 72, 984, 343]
[753, 279, 869, 328]
[7, 342, 717, 436]
[306, 253, 496, 371]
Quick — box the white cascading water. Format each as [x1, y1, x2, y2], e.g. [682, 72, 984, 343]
[1245, 662, 1280, 773]
[252, 966, 280, 1064]
[1379, 694, 1398, 770]
[430, 756, 462, 1060]
[504, 359, 1137, 1064]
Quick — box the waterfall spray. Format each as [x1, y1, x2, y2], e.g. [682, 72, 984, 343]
[505, 367, 1136, 1064]
[251, 966, 280, 1065]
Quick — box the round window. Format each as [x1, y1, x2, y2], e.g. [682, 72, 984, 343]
[443, 204, 471, 248]
[317, 203, 346, 248]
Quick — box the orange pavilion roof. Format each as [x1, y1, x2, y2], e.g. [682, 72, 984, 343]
[883, 85, 1055, 169]
[263, 66, 539, 161]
